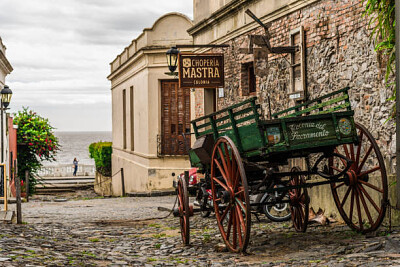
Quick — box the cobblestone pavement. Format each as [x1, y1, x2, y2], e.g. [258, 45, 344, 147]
[0, 191, 399, 266]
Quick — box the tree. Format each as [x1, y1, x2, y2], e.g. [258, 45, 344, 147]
[364, 0, 395, 115]
[14, 108, 60, 193]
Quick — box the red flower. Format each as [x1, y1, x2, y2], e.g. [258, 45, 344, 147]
[28, 143, 33, 146]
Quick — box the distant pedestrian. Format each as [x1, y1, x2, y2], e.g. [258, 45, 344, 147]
[73, 158, 78, 176]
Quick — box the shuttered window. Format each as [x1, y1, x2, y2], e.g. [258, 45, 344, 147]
[161, 80, 191, 155]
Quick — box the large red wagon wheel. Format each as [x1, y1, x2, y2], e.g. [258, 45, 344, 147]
[177, 176, 191, 245]
[289, 166, 309, 232]
[211, 136, 251, 253]
[330, 123, 388, 233]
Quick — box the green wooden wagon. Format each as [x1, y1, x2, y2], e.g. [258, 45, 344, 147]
[175, 87, 388, 253]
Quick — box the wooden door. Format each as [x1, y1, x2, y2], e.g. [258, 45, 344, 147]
[161, 80, 191, 155]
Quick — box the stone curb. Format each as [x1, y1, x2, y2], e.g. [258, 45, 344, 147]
[127, 190, 176, 197]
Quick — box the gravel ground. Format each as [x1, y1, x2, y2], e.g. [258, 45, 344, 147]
[0, 191, 398, 266]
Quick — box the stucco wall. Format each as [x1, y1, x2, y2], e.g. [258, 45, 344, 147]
[109, 13, 194, 194]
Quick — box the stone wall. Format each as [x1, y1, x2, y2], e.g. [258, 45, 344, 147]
[94, 171, 112, 197]
[206, 0, 394, 173]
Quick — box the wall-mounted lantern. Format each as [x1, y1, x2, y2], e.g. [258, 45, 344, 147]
[166, 46, 179, 75]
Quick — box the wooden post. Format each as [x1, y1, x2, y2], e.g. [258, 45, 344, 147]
[15, 169, 22, 224]
[3, 165, 7, 211]
[25, 170, 29, 203]
[120, 168, 125, 197]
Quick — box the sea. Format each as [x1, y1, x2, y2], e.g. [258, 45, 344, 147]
[42, 131, 112, 167]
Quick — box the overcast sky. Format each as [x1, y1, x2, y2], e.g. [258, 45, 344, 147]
[0, 0, 192, 131]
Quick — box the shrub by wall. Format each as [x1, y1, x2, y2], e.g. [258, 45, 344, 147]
[89, 142, 112, 176]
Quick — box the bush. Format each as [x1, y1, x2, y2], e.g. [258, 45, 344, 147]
[89, 142, 112, 176]
[14, 108, 60, 194]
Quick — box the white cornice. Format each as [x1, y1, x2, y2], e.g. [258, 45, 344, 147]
[0, 50, 13, 75]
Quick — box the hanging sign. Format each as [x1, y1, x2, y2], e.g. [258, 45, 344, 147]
[179, 53, 224, 88]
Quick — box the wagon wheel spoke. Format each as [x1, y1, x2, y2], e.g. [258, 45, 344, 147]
[357, 145, 373, 173]
[355, 189, 363, 231]
[359, 166, 380, 178]
[349, 187, 355, 221]
[220, 203, 231, 222]
[357, 186, 373, 225]
[211, 136, 250, 253]
[289, 167, 308, 233]
[235, 189, 244, 196]
[332, 182, 345, 190]
[226, 207, 233, 241]
[355, 131, 363, 166]
[343, 144, 350, 160]
[233, 168, 240, 192]
[349, 144, 355, 162]
[235, 205, 243, 247]
[340, 186, 352, 208]
[358, 179, 384, 193]
[212, 176, 230, 192]
[231, 154, 236, 185]
[358, 184, 380, 213]
[330, 166, 343, 173]
[232, 208, 237, 249]
[334, 149, 348, 166]
[223, 142, 232, 180]
[213, 159, 230, 187]
[330, 123, 387, 233]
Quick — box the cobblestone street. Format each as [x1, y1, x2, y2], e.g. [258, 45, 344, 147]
[0, 192, 399, 266]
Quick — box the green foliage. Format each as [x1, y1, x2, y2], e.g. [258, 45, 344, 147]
[364, 0, 396, 117]
[88, 142, 112, 176]
[14, 108, 60, 193]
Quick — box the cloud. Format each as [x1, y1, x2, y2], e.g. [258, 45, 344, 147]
[0, 0, 193, 131]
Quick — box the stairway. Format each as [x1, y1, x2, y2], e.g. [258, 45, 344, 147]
[35, 176, 95, 194]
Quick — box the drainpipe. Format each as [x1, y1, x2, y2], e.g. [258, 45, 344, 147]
[395, 0, 400, 207]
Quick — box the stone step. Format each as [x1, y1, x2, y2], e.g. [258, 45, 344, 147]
[35, 183, 94, 194]
[39, 176, 95, 180]
[39, 179, 95, 185]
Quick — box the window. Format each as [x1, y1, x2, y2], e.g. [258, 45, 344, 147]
[289, 26, 306, 101]
[241, 62, 256, 96]
[122, 89, 127, 149]
[204, 88, 217, 115]
[130, 86, 134, 151]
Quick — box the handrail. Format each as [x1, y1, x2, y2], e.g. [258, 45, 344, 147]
[272, 87, 350, 118]
[191, 96, 258, 123]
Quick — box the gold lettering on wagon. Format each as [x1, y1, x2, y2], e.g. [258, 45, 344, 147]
[288, 122, 330, 141]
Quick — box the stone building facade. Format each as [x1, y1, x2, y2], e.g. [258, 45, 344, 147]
[108, 13, 193, 195]
[189, 0, 394, 215]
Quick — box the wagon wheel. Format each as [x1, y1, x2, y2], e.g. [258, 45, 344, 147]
[211, 136, 251, 253]
[289, 166, 309, 232]
[330, 123, 388, 233]
[177, 176, 191, 245]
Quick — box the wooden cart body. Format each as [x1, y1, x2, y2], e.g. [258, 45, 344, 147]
[189, 87, 357, 167]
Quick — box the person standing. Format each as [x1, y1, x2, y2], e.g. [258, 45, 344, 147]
[73, 158, 78, 176]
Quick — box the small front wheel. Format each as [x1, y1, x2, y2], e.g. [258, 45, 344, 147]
[177, 176, 191, 245]
[289, 166, 309, 232]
